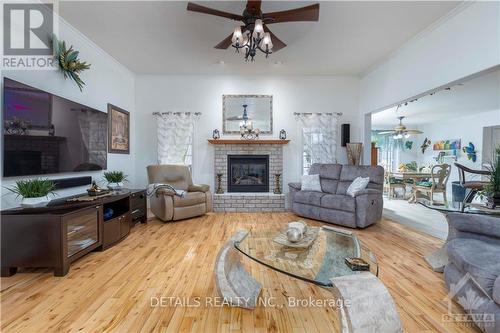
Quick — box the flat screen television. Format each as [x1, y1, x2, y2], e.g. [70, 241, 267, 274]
[3, 77, 108, 177]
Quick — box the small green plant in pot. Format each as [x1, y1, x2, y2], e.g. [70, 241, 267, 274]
[103, 171, 128, 190]
[6, 179, 56, 207]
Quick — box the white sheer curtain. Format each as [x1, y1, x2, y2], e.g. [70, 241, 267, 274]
[155, 112, 200, 167]
[296, 113, 339, 175]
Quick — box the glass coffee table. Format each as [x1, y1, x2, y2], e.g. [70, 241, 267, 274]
[214, 225, 402, 332]
[235, 225, 378, 287]
[419, 199, 500, 215]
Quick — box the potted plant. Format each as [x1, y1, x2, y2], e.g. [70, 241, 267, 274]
[6, 179, 56, 207]
[103, 170, 128, 190]
[484, 146, 500, 208]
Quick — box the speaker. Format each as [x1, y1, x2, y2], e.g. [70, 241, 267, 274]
[53, 176, 92, 190]
[341, 123, 350, 147]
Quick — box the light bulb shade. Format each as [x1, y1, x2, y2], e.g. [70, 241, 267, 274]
[404, 133, 410, 138]
[252, 19, 264, 38]
[260, 32, 273, 50]
[231, 26, 243, 44]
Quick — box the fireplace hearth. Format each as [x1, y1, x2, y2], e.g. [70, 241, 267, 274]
[228, 155, 269, 192]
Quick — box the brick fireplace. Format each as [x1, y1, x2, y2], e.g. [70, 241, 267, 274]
[209, 139, 289, 212]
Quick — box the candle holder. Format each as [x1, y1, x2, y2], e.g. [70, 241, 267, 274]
[273, 173, 282, 194]
[216, 173, 224, 194]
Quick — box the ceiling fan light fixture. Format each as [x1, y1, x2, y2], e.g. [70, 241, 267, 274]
[187, 1, 320, 61]
[231, 26, 243, 45]
[252, 19, 264, 38]
[404, 133, 410, 139]
[260, 32, 273, 50]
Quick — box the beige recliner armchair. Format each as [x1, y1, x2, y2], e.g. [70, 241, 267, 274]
[147, 165, 212, 221]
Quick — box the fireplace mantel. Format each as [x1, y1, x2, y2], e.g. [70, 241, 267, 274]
[208, 139, 290, 145]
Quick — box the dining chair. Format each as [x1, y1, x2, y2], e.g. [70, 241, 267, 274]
[455, 162, 490, 211]
[414, 164, 451, 204]
[384, 171, 406, 200]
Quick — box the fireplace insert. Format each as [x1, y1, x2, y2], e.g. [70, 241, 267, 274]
[228, 155, 269, 192]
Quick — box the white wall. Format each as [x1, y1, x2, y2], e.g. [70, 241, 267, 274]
[1, 16, 136, 209]
[134, 75, 360, 192]
[359, 2, 500, 161]
[416, 110, 500, 199]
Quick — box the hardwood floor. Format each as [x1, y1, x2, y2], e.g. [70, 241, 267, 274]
[1, 213, 480, 332]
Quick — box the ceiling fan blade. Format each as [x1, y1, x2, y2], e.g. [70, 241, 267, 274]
[246, 0, 262, 14]
[377, 131, 396, 135]
[406, 130, 424, 134]
[263, 3, 320, 24]
[214, 33, 234, 49]
[263, 26, 286, 52]
[187, 2, 243, 21]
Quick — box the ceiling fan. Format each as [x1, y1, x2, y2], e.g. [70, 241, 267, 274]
[378, 116, 423, 139]
[186, 1, 320, 61]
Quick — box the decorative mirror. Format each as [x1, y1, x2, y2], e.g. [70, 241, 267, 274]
[222, 95, 273, 134]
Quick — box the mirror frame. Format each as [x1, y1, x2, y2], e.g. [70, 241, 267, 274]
[222, 94, 273, 134]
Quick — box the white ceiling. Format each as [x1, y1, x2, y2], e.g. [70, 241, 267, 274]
[59, 1, 461, 75]
[372, 69, 500, 129]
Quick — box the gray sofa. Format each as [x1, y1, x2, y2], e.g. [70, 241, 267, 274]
[288, 163, 384, 228]
[444, 213, 500, 333]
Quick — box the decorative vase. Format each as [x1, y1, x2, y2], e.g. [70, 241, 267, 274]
[346, 142, 363, 166]
[286, 227, 303, 243]
[21, 196, 49, 208]
[107, 182, 124, 190]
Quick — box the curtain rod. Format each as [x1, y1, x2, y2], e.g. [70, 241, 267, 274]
[294, 112, 342, 116]
[153, 112, 202, 116]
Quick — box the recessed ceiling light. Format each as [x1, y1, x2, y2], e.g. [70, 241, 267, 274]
[274, 60, 283, 65]
[217, 60, 225, 65]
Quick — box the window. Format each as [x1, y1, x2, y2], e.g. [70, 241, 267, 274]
[296, 113, 339, 175]
[156, 113, 198, 170]
[302, 127, 325, 175]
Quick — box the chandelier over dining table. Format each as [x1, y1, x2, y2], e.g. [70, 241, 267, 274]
[231, 19, 272, 61]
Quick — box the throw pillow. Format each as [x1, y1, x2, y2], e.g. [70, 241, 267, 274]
[347, 176, 370, 197]
[301, 174, 322, 192]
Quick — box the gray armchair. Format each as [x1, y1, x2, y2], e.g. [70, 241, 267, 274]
[147, 165, 212, 221]
[288, 164, 384, 228]
[444, 213, 500, 332]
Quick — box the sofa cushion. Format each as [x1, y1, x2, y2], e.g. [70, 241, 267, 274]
[301, 174, 322, 192]
[309, 164, 342, 194]
[321, 194, 355, 212]
[447, 238, 500, 298]
[337, 165, 384, 195]
[293, 191, 325, 207]
[346, 176, 370, 197]
[173, 192, 206, 207]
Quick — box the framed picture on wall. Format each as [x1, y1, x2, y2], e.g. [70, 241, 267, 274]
[107, 103, 130, 154]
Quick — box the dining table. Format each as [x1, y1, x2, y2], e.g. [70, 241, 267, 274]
[389, 171, 432, 202]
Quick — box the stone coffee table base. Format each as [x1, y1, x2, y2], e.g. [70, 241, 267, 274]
[214, 231, 403, 333]
[330, 272, 403, 333]
[214, 230, 262, 309]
